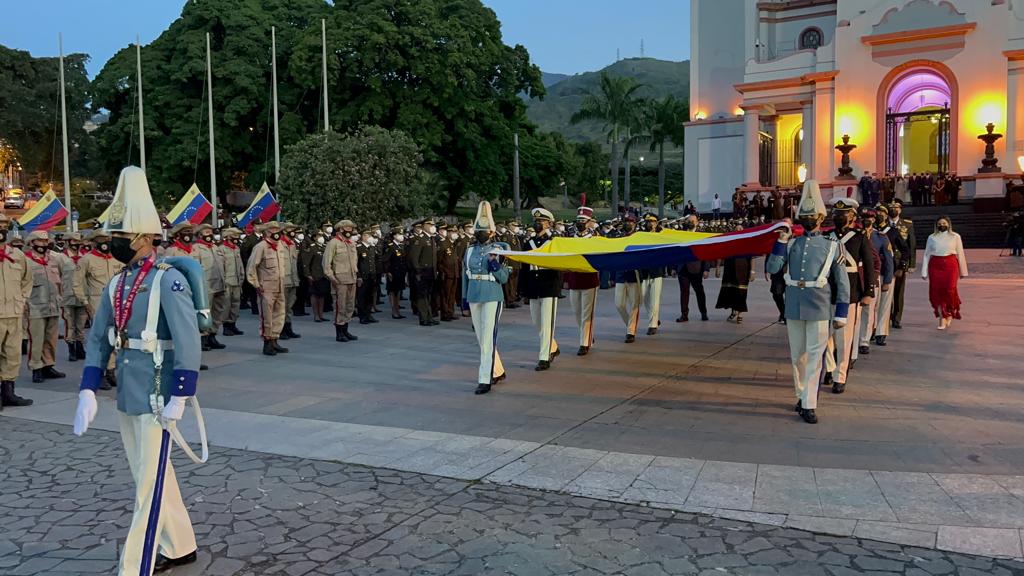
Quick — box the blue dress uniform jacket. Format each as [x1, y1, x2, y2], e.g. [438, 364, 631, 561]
[80, 258, 202, 415]
[461, 242, 510, 303]
[869, 230, 895, 286]
[767, 232, 851, 322]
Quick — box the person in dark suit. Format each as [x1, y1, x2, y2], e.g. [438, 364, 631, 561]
[520, 208, 562, 370]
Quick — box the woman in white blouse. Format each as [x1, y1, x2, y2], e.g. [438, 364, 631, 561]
[921, 216, 968, 329]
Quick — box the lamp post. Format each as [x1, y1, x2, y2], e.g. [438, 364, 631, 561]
[977, 123, 1003, 173]
[797, 163, 808, 184]
[835, 134, 857, 181]
[639, 155, 645, 211]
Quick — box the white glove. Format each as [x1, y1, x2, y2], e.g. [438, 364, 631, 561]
[776, 224, 792, 244]
[161, 396, 187, 421]
[73, 390, 98, 436]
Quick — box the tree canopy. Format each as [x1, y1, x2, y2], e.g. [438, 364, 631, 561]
[277, 126, 426, 230]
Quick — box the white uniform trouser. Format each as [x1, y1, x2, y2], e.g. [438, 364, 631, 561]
[859, 287, 879, 347]
[529, 296, 558, 361]
[118, 412, 196, 576]
[786, 319, 830, 410]
[874, 284, 894, 338]
[569, 288, 597, 348]
[642, 277, 663, 329]
[829, 302, 860, 384]
[469, 301, 504, 384]
[615, 282, 642, 336]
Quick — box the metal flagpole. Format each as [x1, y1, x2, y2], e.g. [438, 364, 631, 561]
[137, 36, 146, 173]
[513, 132, 520, 221]
[321, 19, 330, 132]
[271, 26, 281, 184]
[206, 33, 218, 226]
[58, 34, 72, 229]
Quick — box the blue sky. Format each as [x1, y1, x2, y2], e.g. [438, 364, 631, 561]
[0, 1, 690, 78]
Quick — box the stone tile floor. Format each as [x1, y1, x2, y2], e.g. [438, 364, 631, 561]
[4, 418, 1024, 576]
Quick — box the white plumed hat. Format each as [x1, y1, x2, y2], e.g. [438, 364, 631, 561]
[797, 180, 827, 217]
[104, 166, 163, 235]
[474, 201, 496, 233]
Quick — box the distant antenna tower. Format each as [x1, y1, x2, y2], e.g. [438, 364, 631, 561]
[616, 48, 620, 61]
[641, 38, 645, 58]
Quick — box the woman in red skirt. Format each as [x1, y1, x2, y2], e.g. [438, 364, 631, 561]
[921, 216, 968, 329]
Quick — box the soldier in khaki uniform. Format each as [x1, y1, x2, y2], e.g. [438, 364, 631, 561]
[0, 214, 33, 409]
[75, 230, 121, 389]
[219, 227, 245, 336]
[323, 219, 360, 342]
[194, 223, 227, 350]
[25, 231, 66, 384]
[279, 222, 301, 339]
[56, 233, 88, 361]
[247, 221, 289, 355]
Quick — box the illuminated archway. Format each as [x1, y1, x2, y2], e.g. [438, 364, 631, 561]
[875, 60, 959, 174]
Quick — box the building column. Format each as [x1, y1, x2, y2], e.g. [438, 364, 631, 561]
[1007, 58, 1024, 169]
[743, 107, 761, 187]
[813, 81, 836, 194]
[801, 102, 815, 179]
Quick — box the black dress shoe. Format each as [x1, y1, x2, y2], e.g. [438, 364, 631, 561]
[359, 318, 372, 325]
[892, 320, 902, 329]
[550, 348, 560, 360]
[801, 409, 818, 424]
[105, 371, 117, 387]
[577, 346, 589, 356]
[419, 321, 431, 326]
[200, 365, 209, 371]
[490, 373, 506, 385]
[207, 335, 226, 350]
[474, 383, 492, 395]
[858, 345, 870, 355]
[701, 314, 709, 321]
[624, 334, 636, 343]
[263, 340, 277, 356]
[392, 314, 406, 320]
[32, 369, 43, 384]
[676, 315, 688, 322]
[794, 400, 803, 413]
[646, 327, 658, 336]
[272, 340, 289, 353]
[832, 381, 846, 394]
[823, 373, 833, 387]
[41, 366, 65, 379]
[154, 550, 197, 573]
[874, 335, 887, 346]
[535, 360, 550, 371]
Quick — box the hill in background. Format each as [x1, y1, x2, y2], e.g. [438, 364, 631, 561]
[528, 58, 690, 144]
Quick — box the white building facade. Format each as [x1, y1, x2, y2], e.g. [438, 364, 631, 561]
[685, 0, 1024, 211]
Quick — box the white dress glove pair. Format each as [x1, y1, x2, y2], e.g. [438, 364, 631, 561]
[72, 391, 188, 436]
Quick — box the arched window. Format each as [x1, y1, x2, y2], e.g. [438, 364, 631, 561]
[799, 28, 823, 50]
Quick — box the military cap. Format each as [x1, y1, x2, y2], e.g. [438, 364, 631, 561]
[195, 223, 215, 234]
[890, 197, 906, 207]
[222, 227, 242, 238]
[875, 203, 890, 215]
[282, 221, 299, 231]
[67, 232, 83, 242]
[436, 221, 449, 231]
[89, 230, 111, 241]
[27, 230, 49, 243]
[170, 222, 195, 236]
[335, 219, 355, 230]
[531, 207, 554, 222]
[830, 198, 859, 212]
[259, 220, 283, 233]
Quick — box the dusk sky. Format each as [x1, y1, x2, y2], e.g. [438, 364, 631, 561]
[0, 0, 691, 78]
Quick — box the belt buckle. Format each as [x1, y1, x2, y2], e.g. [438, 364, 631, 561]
[797, 280, 806, 288]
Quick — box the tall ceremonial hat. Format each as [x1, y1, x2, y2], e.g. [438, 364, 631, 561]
[531, 207, 554, 222]
[473, 201, 496, 233]
[830, 197, 859, 212]
[105, 166, 163, 235]
[576, 206, 595, 222]
[796, 179, 827, 217]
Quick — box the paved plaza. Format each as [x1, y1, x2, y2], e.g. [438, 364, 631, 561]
[3, 249, 1024, 572]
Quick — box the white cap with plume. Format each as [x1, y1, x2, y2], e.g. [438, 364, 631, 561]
[797, 180, 827, 217]
[474, 201, 496, 233]
[104, 166, 163, 235]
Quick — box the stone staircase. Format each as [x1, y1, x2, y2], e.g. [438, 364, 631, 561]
[901, 203, 1009, 249]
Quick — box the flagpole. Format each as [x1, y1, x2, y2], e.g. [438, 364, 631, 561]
[58, 34, 72, 230]
[136, 35, 146, 173]
[321, 19, 330, 132]
[206, 33, 218, 227]
[271, 26, 280, 184]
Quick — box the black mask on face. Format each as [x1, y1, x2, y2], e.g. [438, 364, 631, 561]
[833, 213, 851, 230]
[0, 229, 7, 243]
[474, 231, 491, 244]
[110, 237, 136, 264]
[69, 244, 80, 252]
[270, 232, 282, 241]
[180, 234, 193, 244]
[33, 245, 48, 255]
[97, 243, 110, 254]
[937, 224, 949, 232]
[798, 217, 820, 231]
[55, 241, 66, 251]
[201, 235, 214, 243]
[342, 231, 352, 238]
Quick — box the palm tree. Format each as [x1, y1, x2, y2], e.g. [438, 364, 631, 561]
[646, 96, 688, 217]
[622, 107, 651, 211]
[570, 72, 644, 216]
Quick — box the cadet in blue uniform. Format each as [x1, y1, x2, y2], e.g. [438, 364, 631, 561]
[767, 180, 850, 424]
[461, 201, 511, 395]
[73, 166, 202, 575]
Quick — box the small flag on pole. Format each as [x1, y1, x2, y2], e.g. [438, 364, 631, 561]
[18, 189, 70, 232]
[166, 184, 214, 225]
[236, 182, 280, 228]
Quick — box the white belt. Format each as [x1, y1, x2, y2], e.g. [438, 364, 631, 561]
[468, 273, 496, 282]
[784, 277, 829, 289]
[126, 338, 175, 351]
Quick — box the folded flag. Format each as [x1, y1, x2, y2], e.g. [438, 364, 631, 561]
[17, 189, 69, 232]
[496, 221, 792, 273]
[235, 182, 280, 228]
[166, 184, 214, 225]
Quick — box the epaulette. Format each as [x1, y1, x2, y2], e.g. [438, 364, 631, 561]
[156, 262, 173, 271]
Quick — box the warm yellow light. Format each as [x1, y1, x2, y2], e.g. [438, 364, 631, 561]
[798, 128, 804, 141]
[1018, 155, 1024, 173]
[694, 111, 706, 121]
[901, 163, 909, 176]
[835, 106, 869, 143]
[735, 107, 745, 116]
[967, 95, 1005, 131]
[797, 164, 808, 183]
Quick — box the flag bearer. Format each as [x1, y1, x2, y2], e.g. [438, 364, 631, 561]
[520, 208, 561, 370]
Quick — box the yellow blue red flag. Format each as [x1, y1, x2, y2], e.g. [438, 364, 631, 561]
[166, 184, 213, 225]
[17, 189, 69, 232]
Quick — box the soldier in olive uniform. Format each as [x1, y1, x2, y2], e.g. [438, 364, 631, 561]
[219, 227, 245, 336]
[408, 218, 439, 326]
[193, 224, 228, 349]
[383, 225, 408, 319]
[303, 229, 330, 322]
[437, 222, 461, 321]
[76, 230, 122, 388]
[279, 223, 302, 339]
[240, 224, 260, 314]
[26, 231, 65, 384]
[60, 232, 89, 361]
[356, 228, 379, 324]
[888, 198, 916, 329]
[0, 214, 33, 409]
[323, 219, 360, 341]
[246, 221, 289, 355]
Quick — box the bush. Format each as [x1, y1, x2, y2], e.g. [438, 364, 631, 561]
[277, 126, 427, 229]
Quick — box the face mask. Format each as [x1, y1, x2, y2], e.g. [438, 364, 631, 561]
[110, 236, 136, 264]
[214, 234, 222, 242]
[201, 235, 214, 244]
[475, 231, 491, 244]
[33, 245, 48, 255]
[395, 234, 405, 242]
[555, 225, 565, 233]
[426, 226, 436, 236]
[373, 230, 381, 238]
[152, 238, 163, 248]
[297, 234, 305, 242]
[97, 243, 110, 254]
[180, 234, 193, 244]
[55, 241, 66, 251]
[342, 231, 352, 238]
[449, 232, 459, 241]
[937, 225, 949, 232]
[798, 217, 820, 231]
[316, 236, 325, 246]
[833, 214, 850, 230]
[370, 237, 378, 246]
[533, 223, 545, 234]
[0, 229, 7, 243]
[271, 232, 282, 241]
[69, 244, 80, 252]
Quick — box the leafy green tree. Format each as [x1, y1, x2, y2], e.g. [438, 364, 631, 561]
[0, 45, 91, 187]
[91, 0, 329, 205]
[570, 72, 644, 216]
[645, 95, 687, 217]
[277, 126, 426, 230]
[290, 0, 545, 213]
[570, 142, 610, 205]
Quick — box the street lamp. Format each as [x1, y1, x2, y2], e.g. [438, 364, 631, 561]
[797, 163, 808, 184]
[639, 156, 645, 211]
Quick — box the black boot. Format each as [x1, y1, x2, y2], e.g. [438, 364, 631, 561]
[284, 322, 300, 339]
[67, 341, 78, 362]
[75, 341, 86, 360]
[335, 325, 349, 342]
[278, 325, 292, 340]
[42, 366, 65, 379]
[105, 370, 117, 388]
[858, 345, 870, 355]
[874, 335, 887, 346]
[21, 339, 27, 356]
[474, 383, 492, 395]
[207, 335, 226, 350]
[201, 335, 212, 352]
[342, 324, 357, 341]
[2, 381, 33, 406]
[223, 323, 243, 336]
[272, 339, 289, 353]
[32, 369, 44, 384]
[262, 340, 277, 356]
[801, 409, 818, 424]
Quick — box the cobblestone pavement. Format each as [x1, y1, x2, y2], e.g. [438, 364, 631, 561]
[4, 419, 1024, 576]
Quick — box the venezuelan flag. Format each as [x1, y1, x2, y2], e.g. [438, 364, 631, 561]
[18, 190, 69, 232]
[235, 182, 280, 228]
[498, 221, 791, 273]
[166, 184, 213, 225]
